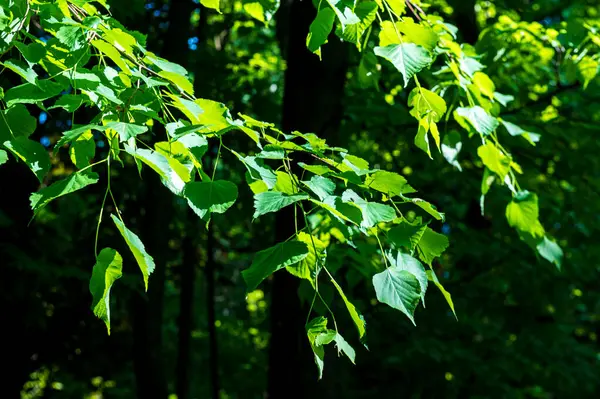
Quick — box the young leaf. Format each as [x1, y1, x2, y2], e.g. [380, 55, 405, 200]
[372, 264, 421, 324]
[69, 132, 96, 168]
[416, 227, 449, 265]
[30, 171, 99, 213]
[0, 104, 36, 142]
[89, 248, 123, 334]
[454, 106, 499, 136]
[104, 121, 148, 142]
[506, 191, 545, 238]
[307, 7, 336, 58]
[364, 170, 414, 197]
[330, 277, 367, 340]
[387, 221, 427, 251]
[306, 316, 334, 379]
[302, 175, 336, 201]
[426, 270, 456, 319]
[536, 236, 563, 270]
[111, 215, 155, 291]
[124, 146, 189, 195]
[286, 232, 326, 285]
[385, 251, 428, 305]
[477, 142, 511, 180]
[499, 119, 540, 146]
[337, 2, 378, 50]
[183, 180, 238, 219]
[201, 0, 221, 12]
[0, 149, 7, 165]
[341, 189, 396, 229]
[253, 191, 309, 218]
[441, 131, 463, 171]
[3, 137, 50, 182]
[243, 0, 280, 24]
[374, 43, 433, 87]
[242, 241, 309, 291]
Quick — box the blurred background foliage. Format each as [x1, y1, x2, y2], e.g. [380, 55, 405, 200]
[2, 0, 599, 398]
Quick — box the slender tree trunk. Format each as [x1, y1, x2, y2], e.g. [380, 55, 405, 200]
[206, 228, 220, 399]
[133, 2, 193, 397]
[132, 174, 170, 399]
[268, 1, 349, 397]
[176, 232, 197, 399]
[449, 0, 478, 44]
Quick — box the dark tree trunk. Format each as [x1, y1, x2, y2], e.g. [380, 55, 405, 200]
[133, 2, 193, 397]
[176, 232, 197, 399]
[449, 0, 479, 44]
[132, 174, 171, 399]
[268, 1, 349, 397]
[206, 228, 220, 399]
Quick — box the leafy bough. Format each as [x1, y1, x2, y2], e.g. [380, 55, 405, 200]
[0, 0, 453, 377]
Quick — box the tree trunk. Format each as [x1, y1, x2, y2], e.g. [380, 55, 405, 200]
[268, 1, 349, 397]
[206, 228, 220, 399]
[133, 2, 193, 397]
[449, 0, 478, 44]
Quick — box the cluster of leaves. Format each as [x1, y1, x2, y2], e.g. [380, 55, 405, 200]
[304, 0, 564, 269]
[0, 0, 456, 376]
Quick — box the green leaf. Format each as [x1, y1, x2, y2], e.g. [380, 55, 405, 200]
[243, 0, 280, 24]
[333, 332, 356, 363]
[477, 142, 511, 180]
[253, 191, 309, 218]
[330, 278, 367, 340]
[303, 175, 336, 201]
[183, 180, 238, 219]
[337, 2, 378, 50]
[387, 221, 427, 251]
[2, 59, 37, 84]
[30, 171, 99, 213]
[404, 197, 445, 221]
[408, 87, 446, 123]
[506, 191, 545, 238]
[15, 42, 46, 64]
[372, 263, 421, 324]
[159, 71, 194, 96]
[111, 214, 155, 291]
[69, 131, 96, 168]
[499, 119, 540, 146]
[341, 189, 396, 229]
[385, 251, 428, 305]
[55, 124, 102, 149]
[416, 227, 449, 265]
[385, 0, 406, 16]
[325, 0, 361, 32]
[91, 40, 131, 73]
[374, 43, 433, 87]
[426, 270, 456, 319]
[396, 19, 439, 52]
[307, 7, 336, 58]
[286, 232, 326, 285]
[0, 104, 36, 142]
[124, 145, 190, 195]
[299, 162, 333, 176]
[145, 53, 189, 76]
[3, 137, 50, 182]
[576, 56, 598, 89]
[49, 94, 86, 112]
[104, 122, 148, 142]
[306, 316, 333, 379]
[473, 71, 495, 98]
[242, 241, 309, 291]
[201, 0, 221, 12]
[536, 236, 563, 270]
[365, 170, 414, 197]
[441, 131, 462, 171]
[89, 248, 123, 334]
[4, 80, 64, 107]
[273, 171, 297, 195]
[0, 149, 7, 165]
[233, 153, 278, 189]
[454, 106, 499, 136]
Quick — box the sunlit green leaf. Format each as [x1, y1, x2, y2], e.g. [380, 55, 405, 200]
[183, 180, 238, 219]
[242, 241, 309, 291]
[372, 263, 421, 324]
[374, 43, 432, 87]
[111, 214, 155, 291]
[3, 137, 50, 182]
[253, 191, 309, 218]
[89, 248, 123, 334]
[30, 170, 99, 213]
